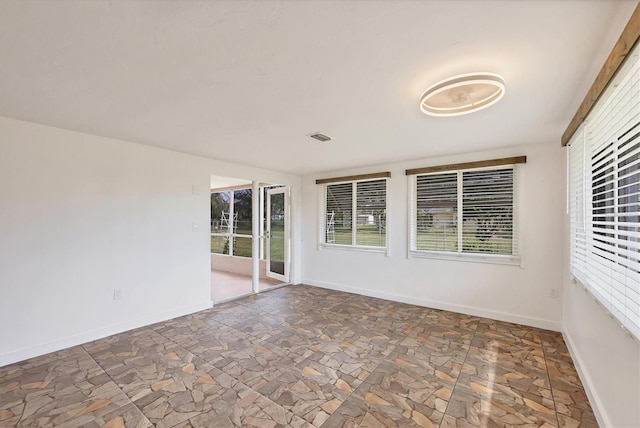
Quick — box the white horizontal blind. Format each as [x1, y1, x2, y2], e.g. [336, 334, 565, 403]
[325, 182, 353, 245]
[356, 179, 387, 247]
[568, 43, 640, 340]
[462, 168, 516, 255]
[411, 167, 519, 258]
[415, 173, 458, 251]
[589, 139, 618, 315]
[322, 178, 387, 248]
[568, 128, 587, 283]
[618, 129, 640, 336]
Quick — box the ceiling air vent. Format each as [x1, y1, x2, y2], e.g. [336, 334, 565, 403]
[308, 132, 332, 142]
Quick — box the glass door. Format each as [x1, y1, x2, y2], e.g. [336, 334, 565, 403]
[266, 187, 288, 282]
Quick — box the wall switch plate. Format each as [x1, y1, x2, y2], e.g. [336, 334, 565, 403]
[192, 223, 199, 232]
[550, 288, 558, 299]
[113, 289, 121, 300]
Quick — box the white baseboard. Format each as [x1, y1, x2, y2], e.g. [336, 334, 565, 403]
[0, 300, 212, 368]
[562, 329, 610, 428]
[303, 279, 561, 332]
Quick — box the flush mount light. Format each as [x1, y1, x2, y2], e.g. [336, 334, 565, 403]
[420, 72, 505, 117]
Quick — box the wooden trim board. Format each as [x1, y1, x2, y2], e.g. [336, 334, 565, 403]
[562, 3, 640, 146]
[315, 171, 391, 185]
[405, 156, 526, 176]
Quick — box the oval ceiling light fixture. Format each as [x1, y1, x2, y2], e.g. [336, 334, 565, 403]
[420, 72, 505, 117]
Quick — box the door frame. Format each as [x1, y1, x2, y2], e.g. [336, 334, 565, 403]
[265, 187, 289, 283]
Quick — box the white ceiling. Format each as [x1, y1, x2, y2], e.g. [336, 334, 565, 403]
[210, 175, 251, 190]
[0, 1, 636, 175]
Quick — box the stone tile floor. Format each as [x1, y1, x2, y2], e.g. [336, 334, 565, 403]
[0, 285, 596, 427]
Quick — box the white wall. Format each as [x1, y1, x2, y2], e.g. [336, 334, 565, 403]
[562, 280, 640, 428]
[301, 142, 565, 330]
[0, 117, 300, 366]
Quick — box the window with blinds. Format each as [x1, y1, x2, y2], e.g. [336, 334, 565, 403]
[567, 44, 639, 340]
[415, 173, 458, 252]
[462, 169, 515, 254]
[320, 178, 387, 250]
[410, 166, 520, 262]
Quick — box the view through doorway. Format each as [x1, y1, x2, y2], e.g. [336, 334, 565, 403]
[210, 175, 289, 302]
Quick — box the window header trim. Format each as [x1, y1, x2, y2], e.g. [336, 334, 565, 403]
[405, 156, 526, 176]
[315, 171, 391, 185]
[561, 3, 640, 146]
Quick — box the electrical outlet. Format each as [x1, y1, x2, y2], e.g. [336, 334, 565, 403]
[113, 289, 121, 300]
[550, 288, 558, 299]
[192, 223, 199, 232]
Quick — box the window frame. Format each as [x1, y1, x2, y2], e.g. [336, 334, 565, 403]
[318, 177, 389, 255]
[408, 164, 522, 265]
[567, 41, 640, 341]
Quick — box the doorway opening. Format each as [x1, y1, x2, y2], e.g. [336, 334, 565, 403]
[210, 175, 290, 302]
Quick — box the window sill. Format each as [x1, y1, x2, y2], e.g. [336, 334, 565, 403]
[409, 250, 521, 266]
[320, 243, 388, 255]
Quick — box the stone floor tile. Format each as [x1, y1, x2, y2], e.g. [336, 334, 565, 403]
[255, 365, 353, 427]
[322, 373, 445, 427]
[205, 303, 269, 327]
[447, 371, 558, 427]
[264, 327, 337, 363]
[83, 328, 183, 374]
[392, 341, 468, 384]
[301, 339, 392, 383]
[0, 346, 89, 379]
[474, 319, 545, 349]
[412, 311, 479, 347]
[211, 338, 297, 390]
[0, 285, 597, 428]
[227, 313, 298, 340]
[170, 324, 254, 365]
[463, 346, 551, 390]
[0, 347, 150, 428]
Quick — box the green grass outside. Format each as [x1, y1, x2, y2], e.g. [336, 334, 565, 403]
[416, 227, 458, 252]
[211, 225, 285, 260]
[416, 226, 512, 254]
[327, 225, 386, 247]
[326, 224, 511, 254]
[212, 224, 511, 257]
